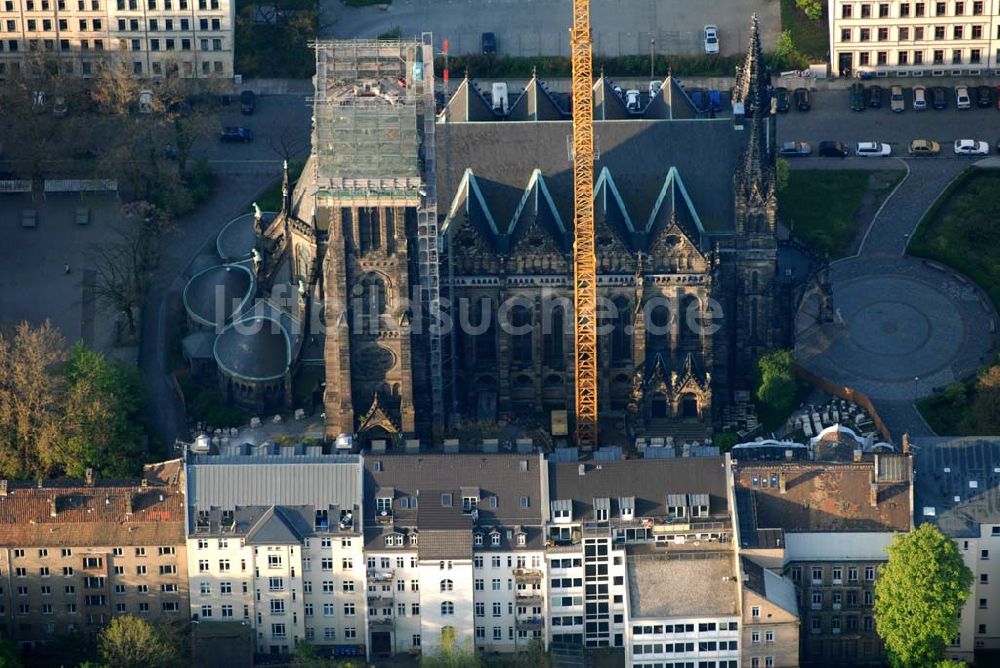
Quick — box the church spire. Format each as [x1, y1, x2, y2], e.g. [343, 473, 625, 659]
[281, 159, 290, 213]
[732, 14, 770, 118]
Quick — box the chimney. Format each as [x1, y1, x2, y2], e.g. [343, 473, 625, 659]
[0, 480, 8, 497]
[870, 471, 879, 507]
[902, 432, 911, 455]
[779, 471, 787, 494]
[49, 497, 58, 518]
[85, 468, 94, 487]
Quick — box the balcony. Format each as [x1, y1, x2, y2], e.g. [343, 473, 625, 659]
[368, 592, 394, 605]
[369, 617, 394, 630]
[366, 569, 394, 583]
[515, 592, 544, 606]
[516, 616, 545, 631]
[513, 568, 543, 583]
[376, 509, 394, 525]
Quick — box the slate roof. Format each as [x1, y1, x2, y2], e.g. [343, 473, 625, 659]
[547, 457, 730, 522]
[735, 461, 911, 534]
[217, 212, 274, 262]
[913, 436, 1000, 538]
[436, 118, 746, 236]
[741, 556, 798, 617]
[363, 453, 545, 555]
[183, 262, 255, 328]
[0, 463, 185, 547]
[213, 306, 296, 382]
[245, 506, 309, 545]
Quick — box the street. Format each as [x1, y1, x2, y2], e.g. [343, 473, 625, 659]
[322, 0, 780, 57]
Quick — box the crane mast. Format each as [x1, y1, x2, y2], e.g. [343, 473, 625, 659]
[569, 0, 598, 449]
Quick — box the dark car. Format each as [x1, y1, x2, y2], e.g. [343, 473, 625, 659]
[794, 87, 811, 111]
[849, 83, 866, 111]
[220, 126, 253, 143]
[773, 87, 790, 113]
[976, 85, 993, 108]
[866, 85, 883, 108]
[932, 86, 949, 109]
[481, 32, 496, 55]
[240, 90, 256, 115]
[818, 141, 850, 158]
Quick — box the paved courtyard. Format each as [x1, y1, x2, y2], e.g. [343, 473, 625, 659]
[795, 158, 998, 438]
[323, 0, 780, 57]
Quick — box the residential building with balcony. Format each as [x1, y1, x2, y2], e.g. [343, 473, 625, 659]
[362, 452, 547, 658]
[913, 436, 1000, 663]
[0, 0, 234, 79]
[735, 441, 912, 666]
[0, 462, 187, 651]
[828, 0, 1000, 77]
[184, 448, 365, 658]
[545, 454, 737, 662]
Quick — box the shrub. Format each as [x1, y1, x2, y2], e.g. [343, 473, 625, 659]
[795, 0, 824, 20]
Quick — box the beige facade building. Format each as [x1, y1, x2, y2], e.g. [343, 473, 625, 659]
[0, 462, 188, 651]
[740, 557, 800, 668]
[829, 0, 1000, 77]
[0, 0, 234, 79]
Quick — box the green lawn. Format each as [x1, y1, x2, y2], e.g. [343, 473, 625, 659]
[256, 159, 306, 212]
[909, 168, 1000, 310]
[909, 167, 1000, 434]
[779, 170, 872, 259]
[780, 0, 829, 61]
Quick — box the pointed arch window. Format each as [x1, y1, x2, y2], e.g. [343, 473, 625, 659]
[612, 297, 631, 362]
[543, 305, 564, 369]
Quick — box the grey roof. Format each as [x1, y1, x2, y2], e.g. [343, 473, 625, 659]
[914, 436, 1000, 537]
[183, 263, 255, 328]
[363, 453, 545, 552]
[741, 556, 798, 617]
[507, 77, 566, 121]
[548, 457, 729, 523]
[436, 118, 746, 236]
[213, 311, 293, 382]
[187, 457, 362, 512]
[628, 553, 739, 618]
[217, 212, 275, 262]
[246, 506, 307, 544]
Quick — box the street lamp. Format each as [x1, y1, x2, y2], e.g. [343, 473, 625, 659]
[913, 376, 920, 402]
[650, 38, 656, 80]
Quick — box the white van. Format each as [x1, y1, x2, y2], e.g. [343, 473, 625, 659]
[626, 89, 641, 111]
[491, 82, 508, 113]
[956, 85, 971, 109]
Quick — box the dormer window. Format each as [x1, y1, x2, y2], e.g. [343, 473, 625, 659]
[409, 533, 418, 546]
[463, 496, 478, 512]
[474, 533, 484, 547]
[384, 535, 394, 547]
[491, 532, 501, 547]
[666, 494, 687, 519]
[593, 498, 610, 523]
[376, 497, 392, 513]
[315, 509, 329, 530]
[516, 533, 526, 546]
[551, 499, 572, 523]
[689, 493, 710, 518]
[441, 493, 453, 507]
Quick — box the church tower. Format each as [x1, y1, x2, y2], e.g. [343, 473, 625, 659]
[731, 14, 780, 386]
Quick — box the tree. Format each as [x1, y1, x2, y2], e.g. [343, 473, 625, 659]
[419, 646, 483, 668]
[0, 636, 22, 668]
[970, 364, 1000, 433]
[0, 321, 67, 478]
[89, 222, 153, 337]
[874, 524, 973, 668]
[89, 59, 141, 116]
[795, 0, 824, 21]
[754, 349, 798, 426]
[61, 343, 146, 478]
[99, 615, 173, 668]
[776, 157, 790, 193]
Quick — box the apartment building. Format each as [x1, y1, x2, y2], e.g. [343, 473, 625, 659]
[362, 452, 548, 658]
[914, 436, 1000, 663]
[545, 453, 751, 668]
[0, 0, 234, 79]
[828, 0, 1000, 77]
[0, 462, 188, 650]
[740, 557, 800, 668]
[184, 449, 365, 658]
[735, 440, 912, 666]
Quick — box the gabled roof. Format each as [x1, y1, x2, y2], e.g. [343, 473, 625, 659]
[246, 506, 306, 545]
[741, 556, 799, 617]
[644, 76, 700, 120]
[593, 76, 631, 120]
[507, 75, 566, 121]
[438, 74, 498, 122]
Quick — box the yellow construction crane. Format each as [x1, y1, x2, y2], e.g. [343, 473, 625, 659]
[569, 0, 598, 449]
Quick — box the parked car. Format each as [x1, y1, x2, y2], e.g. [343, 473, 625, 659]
[818, 141, 850, 157]
[778, 141, 812, 157]
[856, 141, 892, 157]
[703, 25, 719, 54]
[975, 86, 993, 108]
[867, 85, 883, 108]
[240, 90, 256, 115]
[849, 83, 866, 111]
[908, 139, 940, 156]
[707, 89, 722, 113]
[625, 89, 641, 111]
[913, 85, 928, 111]
[52, 96, 68, 118]
[932, 86, 949, 109]
[890, 86, 905, 113]
[953, 139, 988, 155]
[794, 88, 811, 111]
[773, 87, 790, 113]
[956, 85, 971, 110]
[220, 126, 254, 143]
[481, 32, 496, 55]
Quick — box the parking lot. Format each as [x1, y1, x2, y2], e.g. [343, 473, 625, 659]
[776, 86, 1000, 160]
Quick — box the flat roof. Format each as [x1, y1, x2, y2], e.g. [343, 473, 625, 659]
[627, 552, 738, 618]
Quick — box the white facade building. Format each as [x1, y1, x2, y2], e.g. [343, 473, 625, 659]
[828, 0, 1000, 77]
[0, 0, 234, 78]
